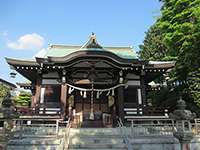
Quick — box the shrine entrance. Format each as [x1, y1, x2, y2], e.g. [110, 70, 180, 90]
[67, 81, 118, 128]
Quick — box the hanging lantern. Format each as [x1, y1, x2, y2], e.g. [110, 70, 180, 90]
[62, 76, 66, 83]
[119, 77, 123, 83]
[10, 71, 16, 78]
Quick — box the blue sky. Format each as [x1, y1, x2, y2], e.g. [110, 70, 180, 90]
[0, 0, 162, 83]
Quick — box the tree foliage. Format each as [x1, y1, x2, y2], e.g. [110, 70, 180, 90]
[139, 24, 176, 61]
[140, 0, 200, 112]
[0, 84, 10, 105]
[15, 92, 31, 106]
[158, 0, 200, 79]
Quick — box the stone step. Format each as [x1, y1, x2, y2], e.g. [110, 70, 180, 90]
[69, 143, 126, 149]
[68, 128, 126, 150]
[5, 145, 59, 150]
[70, 136, 124, 145]
[13, 134, 63, 138]
[69, 128, 121, 136]
[69, 148, 127, 150]
[7, 137, 62, 145]
[13, 127, 65, 135]
[70, 134, 122, 139]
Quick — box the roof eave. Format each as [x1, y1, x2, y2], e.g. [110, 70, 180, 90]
[5, 57, 39, 66]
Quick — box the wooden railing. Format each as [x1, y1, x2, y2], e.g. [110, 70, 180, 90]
[16, 102, 62, 116]
[142, 106, 169, 116]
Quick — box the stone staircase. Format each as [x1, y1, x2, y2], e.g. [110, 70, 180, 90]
[5, 126, 66, 150]
[5, 126, 127, 150]
[4, 126, 181, 150]
[68, 128, 126, 150]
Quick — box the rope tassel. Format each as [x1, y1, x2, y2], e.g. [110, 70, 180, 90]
[68, 87, 72, 94]
[80, 91, 83, 96]
[89, 111, 94, 120]
[96, 91, 100, 99]
[68, 87, 74, 94]
[112, 89, 115, 96]
[106, 90, 110, 96]
[83, 91, 87, 98]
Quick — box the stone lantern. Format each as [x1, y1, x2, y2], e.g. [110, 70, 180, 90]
[2, 94, 19, 132]
[170, 97, 196, 150]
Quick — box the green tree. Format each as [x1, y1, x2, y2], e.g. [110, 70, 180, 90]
[158, 0, 200, 108]
[15, 92, 31, 107]
[158, 0, 200, 79]
[139, 24, 176, 61]
[0, 84, 10, 106]
[140, 0, 200, 113]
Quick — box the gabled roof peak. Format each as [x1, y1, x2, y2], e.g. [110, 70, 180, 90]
[81, 33, 103, 49]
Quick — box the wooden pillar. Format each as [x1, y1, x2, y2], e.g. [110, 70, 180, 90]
[35, 78, 41, 106]
[117, 86, 125, 123]
[140, 76, 147, 106]
[33, 75, 42, 114]
[30, 88, 36, 107]
[60, 84, 68, 117]
[112, 105, 117, 127]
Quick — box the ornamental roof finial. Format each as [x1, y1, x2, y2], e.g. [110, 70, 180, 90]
[90, 32, 96, 39]
[81, 33, 102, 49]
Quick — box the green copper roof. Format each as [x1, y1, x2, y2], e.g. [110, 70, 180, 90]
[45, 34, 137, 59]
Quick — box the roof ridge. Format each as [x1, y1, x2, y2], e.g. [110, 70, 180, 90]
[50, 44, 81, 48]
[49, 44, 133, 49]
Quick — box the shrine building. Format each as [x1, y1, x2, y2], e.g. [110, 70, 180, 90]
[6, 34, 175, 127]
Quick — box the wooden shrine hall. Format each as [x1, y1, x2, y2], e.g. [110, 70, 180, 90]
[6, 33, 175, 127]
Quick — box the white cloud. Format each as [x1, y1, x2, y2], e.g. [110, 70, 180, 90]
[34, 48, 47, 58]
[2, 31, 8, 37]
[7, 33, 44, 50]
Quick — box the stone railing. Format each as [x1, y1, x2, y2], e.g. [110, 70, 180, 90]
[125, 118, 175, 137]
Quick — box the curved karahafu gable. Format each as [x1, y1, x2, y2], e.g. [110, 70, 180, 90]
[46, 33, 137, 60]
